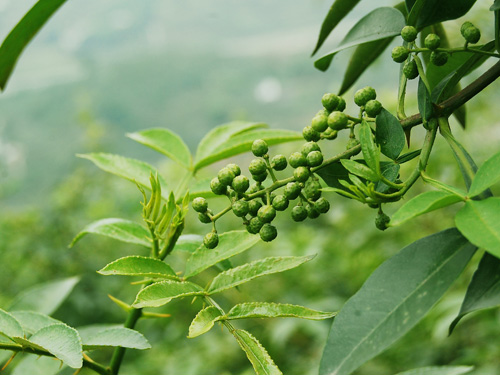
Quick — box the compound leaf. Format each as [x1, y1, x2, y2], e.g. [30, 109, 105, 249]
[132, 280, 204, 308]
[98, 256, 178, 279]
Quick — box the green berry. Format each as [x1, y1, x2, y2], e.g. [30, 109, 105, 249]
[232, 175, 250, 193]
[204, 232, 219, 249]
[337, 97, 346, 112]
[311, 114, 329, 133]
[314, 197, 330, 214]
[321, 93, 340, 111]
[198, 212, 212, 224]
[247, 217, 264, 234]
[306, 204, 320, 219]
[294, 166, 310, 182]
[291, 205, 307, 222]
[272, 195, 289, 211]
[307, 151, 323, 167]
[247, 183, 263, 195]
[271, 154, 287, 171]
[346, 138, 361, 151]
[391, 46, 409, 63]
[316, 108, 329, 117]
[304, 179, 322, 201]
[192, 197, 208, 213]
[328, 111, 348, 130]
[248, 158, 267, 175]
[460, 22, 474, 36]
[364, 100, 382, 117]
[252, 171, 268, 182]
[218, 167, 235, 186]
[301, 141, 321, 157]
[403, 59, 419, 80]
[289, 152, 307, 168]
[210, 177, 227, 195]
[257, 205, 276, 223]
[232, 200, 249, 217]
[424, 33, 440, 50]
[252, 139, 268, 157]
[401, 25, 417, 42]
[375, 212, 390, 231]
[248, 200, 263, 216]
[462, 25, 481, 44]
[302, 126, 321, 142]
[430, 51, 448, 66]
[260, 223, 278, 242]
[226, 163, 241, 177]
[354, 86, 377, 107]
[322, 128, 338, 140]
[284, 182, 301, 200]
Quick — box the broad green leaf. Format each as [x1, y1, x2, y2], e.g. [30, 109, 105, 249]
[315, 7, 405, 71]
[0, 0, 68, 91]
[0, 309, 23, 339]
[226, 302, 336, 321]
[455, 198, 500, 258]
[78, 153, 168, 198]
[98, 256, 178, 279]
[375, 162, 400, 193]
[316, 162, 350, 191]
[188, 306, 223, 338]
[359, 120, 380, 175]
[12, 355, 65, 375]
[449, 252, 500, 334]
[172, 234, 203, 253]
[207, 255, 314, 294]
[319, 228, 475, 375]
[189, 178, 216, 200]
[468, 151, 500, 198]
[389, 191, 464, 227]
[234, 329, 282, 375]
[10, 311, 60, 335]
[417, 78, 433, 123]
[127, 128, 192, 169]
[394, 366, 474, 375]
[405, 0, 477, 29]
[133, 280, 204, 308]
[70, 218, 151, 248]
[9, 276, 79, 315]
[194, 128, 301, 172]
[375, 108, 405, 160]
[184, 231, 260, 278]
[340, 159, 379, 182]
[78, 325, 150, 350]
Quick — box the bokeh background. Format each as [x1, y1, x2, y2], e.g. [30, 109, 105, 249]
[1, 1, 500, 374]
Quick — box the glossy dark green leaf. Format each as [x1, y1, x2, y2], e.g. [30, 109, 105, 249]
[468, 151, 500, 198]
[233, 329, 282, 375]
[418, 78, 433, 123]
[359, 120, 380, 175]
[10, 311, 60, 335]
[315, 7, 405, 71]
[405, 0, 477, 29]
[319, 228, 475, 375]
[375, 162, 400, 193]
[0, 309, 24, 339]
[188, 306, 222, 338]
[375, 108, 405, 160]
[450, 252, 500, 333]
[98, 256, 178, 279]
[132, 280, 204, 308]
[396, 149, 421, 164]
[78, 325, 150, 350]
[394, 366, 474, 375]
[0, 0, 68, 91]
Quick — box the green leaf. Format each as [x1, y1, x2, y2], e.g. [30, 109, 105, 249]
[127, 128, 192, 169]
[389, 191, 464, 227]
[10, 311, 60, 335]
[314, 7, 405, 71]
[78, 153, 168, 198]
[189, 178, 216, 200]
[0, 309, 24, 339]
[132, 280, 204, 308]
[375, 108, 405, 160]
[78, 325, 150, 350]
[396, 149, 421, 164]
[207, 255, 314, 295]
[316, 162, 350, 191]
[405, 0, 477, 29]
[359, 120, 380, 175]
[98, 256, 178, 279]
[340, 159, 379, 182]
[319, 228, 475, 375]
[226, 302, 336, 321]
[449, 252, 500, 334]
[468, 151, 500, 198]
[311, 0, 361, 56]
[492, 0, 500, 11]
[9, 276, 79, 315]
[455, 198, 500, 258]
[188, 306, 223, 338]
[184, 231, 260, 278]
[194, 128, 301, 172]
[172, 234, 203, 253]
[418, 78, 433, 123]
[0, 0, 68, 91]
[394, 366, 474, 375]
[11, 355, 65, 375]
[233, 329, 282, 375]
[375, 162, 401, 193]
[70, 218, 151, 248]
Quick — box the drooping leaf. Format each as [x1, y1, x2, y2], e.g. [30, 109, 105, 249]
[468, 151, 500, 198]
[375, 162, 401, 193]
[319, 228, 475, 375]
[78, 153, 168, 198]
[70, 218, 151, 248]
[233, 329, 282, 375]
[78, 325, 150, 350]
[405, 0, 477, 29]
[0, 0, 68, 91]
[98, 256, 178, 279]
[315, 7, 405, 71]
[375, 108, 405, 160]
[455, 198, 500, 259]
[207, 255, 314, 295]
[389, 191, 464, 227]
[340, 159, 379, 182]
[11, 355, 65, 375]
[0, 309, 24, 339]
[418, 78, 433, 123]
[394, 366, 474, 375]
[184, 231, 260, 278]
[359, 120, 380, 175]
[226, 302, 336, 321]
[172, 234, 203, 253]
[10, 311, 60, 335]
[9, 277, 79, 315]
[132, 280, 204, 308]
[188, 306, 223, 338]
[450, 252, 500, 333]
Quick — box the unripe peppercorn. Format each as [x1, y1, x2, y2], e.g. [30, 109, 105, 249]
[272, 194, 289, 211]
[307, 151, 323, 167]
[304, 179, 322, 201]
[257, 205, 276, 223]
[259, 223, 278, 242]
[314, 197, 330, 214]
[316, 108, 329, 117]
[424, 33, 440, 50]
[328, 111, 348, 130]
[226, 163, 241, 177]
[284, 182, 301, 200]
[364, 100, 383, 117]
[248, 200, 263, 216]
[391, 46, 409, 63]
[247, 217, 264, 234]
[354, 86, 377, 107]
[271, 154, 287, 171]
[403, 59, 419, 80]
[375, 212, 390, 231]
[291, 205, 307, 222]
[337, 97, 346, 112]
[401, 25, 417, 42]
[248, 158, 267, 175]
[204, 232, 219, 249]
[462, 25, 481, 44]
[301, 141, 321, 157]
[460, 21, 474, 35]
[321, 93, 340, 111]
[210, 177, 227, 195]
[247, 183, 263, 195]
[252, 171, 268, 182]
[251, 139, 268, 157]
[302, 126, 321, 142]
[218, 167, 235, 186]
[311, 114, 329, 132]
[232, 199, 249, 217]
[192, 197, 208, 213]
[306, 204, 320, 219]
[294, 166, 310, 182]
[198, 212, 212, 224]
[232, 175, 250, 193]
[289, 152, 307, 168]
[430, 51, 448, 66]
[322, 128, 338, 140]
